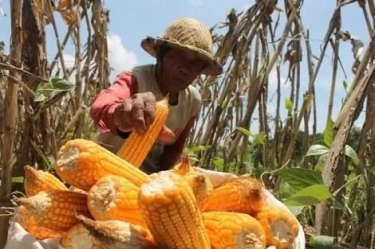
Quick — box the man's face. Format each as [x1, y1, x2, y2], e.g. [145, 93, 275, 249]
[160, 48, 208, 93]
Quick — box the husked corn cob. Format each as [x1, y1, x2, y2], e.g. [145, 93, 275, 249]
[202, 211, 266, 249]
[138, 171, 211, 249]
[87, 175, 146, 227]
[55, 139, 149, 191]
[116, 98, 172, 168]
[256, 205, 300, 249]
[24, 165, 68, 196]
[13, 190, 91, 231]
[14, 206, 65, 240]
[185, 172, 213, 210]
[60, 223, 104, 249]
[171, 154, 213, 210]
[205, 176, 265, 216]
[76, 214, 157, 249]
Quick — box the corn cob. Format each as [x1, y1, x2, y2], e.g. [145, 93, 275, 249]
[202, 211, 266, 249]
[14, 206, 65, 240]
[24, 165, 68, 196]
[116, 97, 172, 168]
[138, 171, 211, 249]
[172, 154, 213, 210]
[13, 190, 91, 231]
[76, 214, 157, 249]
[204, 176, 265, 216]
[60, 223, 104, 249]
[87, 175, 146, 227]
[55, 139, 149, 191]
[256, 205, 300, 249]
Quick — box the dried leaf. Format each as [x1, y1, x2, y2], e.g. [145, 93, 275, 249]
[31, 0, 44, 17]
[335, 31, 351, 41]
[336, 31, 365, 74]
[283, 49, 296, 63]
[31, 0, 53, 23]
[57, 0, 80, 11]
[351, 38, 364, 60]
[60, 9, 79, 26]
[256, 0, 282, 15]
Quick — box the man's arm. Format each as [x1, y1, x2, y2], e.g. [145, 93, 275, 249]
[159, 114, 197, 170]
[90, 72, 137, 137]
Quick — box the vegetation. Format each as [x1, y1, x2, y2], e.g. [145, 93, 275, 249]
[0, 0, 374, 248]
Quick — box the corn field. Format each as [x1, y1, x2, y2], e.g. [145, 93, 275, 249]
[0, 0, 374, 248]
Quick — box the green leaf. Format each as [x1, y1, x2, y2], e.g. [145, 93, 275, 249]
[344, 144, 359, 165]
[34, 92, 47, 102]
[252, 132, 266, 145]
[284, 184, 332, 206]
[323, 119, 334, 147]
[34, 81, 54, 102]
[308, 235, 338, 248]
[188, 145, 211, 153]
[287, 206, 304, 216]
[331, 199, 346, 212]
[12, 176, 24, 183]
[314, 153, 328, 172]
[51, 78, 75, 90]
[306, 144, 329, 157]
[213, 157, 224, 169]
[332, 174, 361, 197]
[277, 168, 324, 191]
[284, 98, 293, 111]
[33, 78, 75, 102]
[235, 127, 251, 136]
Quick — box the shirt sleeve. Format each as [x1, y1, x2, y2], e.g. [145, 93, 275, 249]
[90, 72, 137, 135]
[159, 114, 198, 170]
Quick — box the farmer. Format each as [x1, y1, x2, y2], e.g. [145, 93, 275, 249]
[90, 17, 223, 174]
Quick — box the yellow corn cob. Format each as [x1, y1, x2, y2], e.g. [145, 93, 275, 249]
[24, 165, 68, 196]
[87, 175, 146, 227]
[13, 190, 91, 231]
[256, 205, 300, 249]
[60, 223, 104, 249]
[55, 139, 149, 191]
[14, 206, 65, 240]
[205, 176, 265, 216]
[138, 171, 211, 249]
[76, 214, 158, 249]
[202, 211, 266, 249]
[171, 154, 213, 210]
[116, 98, 171, 168]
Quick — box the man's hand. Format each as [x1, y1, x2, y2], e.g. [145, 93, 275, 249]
[114, 92, 157, 134]
[113, 92, 176, 142]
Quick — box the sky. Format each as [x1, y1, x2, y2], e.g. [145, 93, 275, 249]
[0, 0, 370, 134]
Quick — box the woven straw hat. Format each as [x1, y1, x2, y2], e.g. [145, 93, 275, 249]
[141, 18, 223, 76]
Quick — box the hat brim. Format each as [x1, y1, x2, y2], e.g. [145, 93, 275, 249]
[141, 36, 223, 76]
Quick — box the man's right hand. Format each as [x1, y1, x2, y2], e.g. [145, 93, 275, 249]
[113, 92, 157, 135]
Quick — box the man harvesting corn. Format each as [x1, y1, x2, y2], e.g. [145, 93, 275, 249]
[90, 18, 223, 174]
